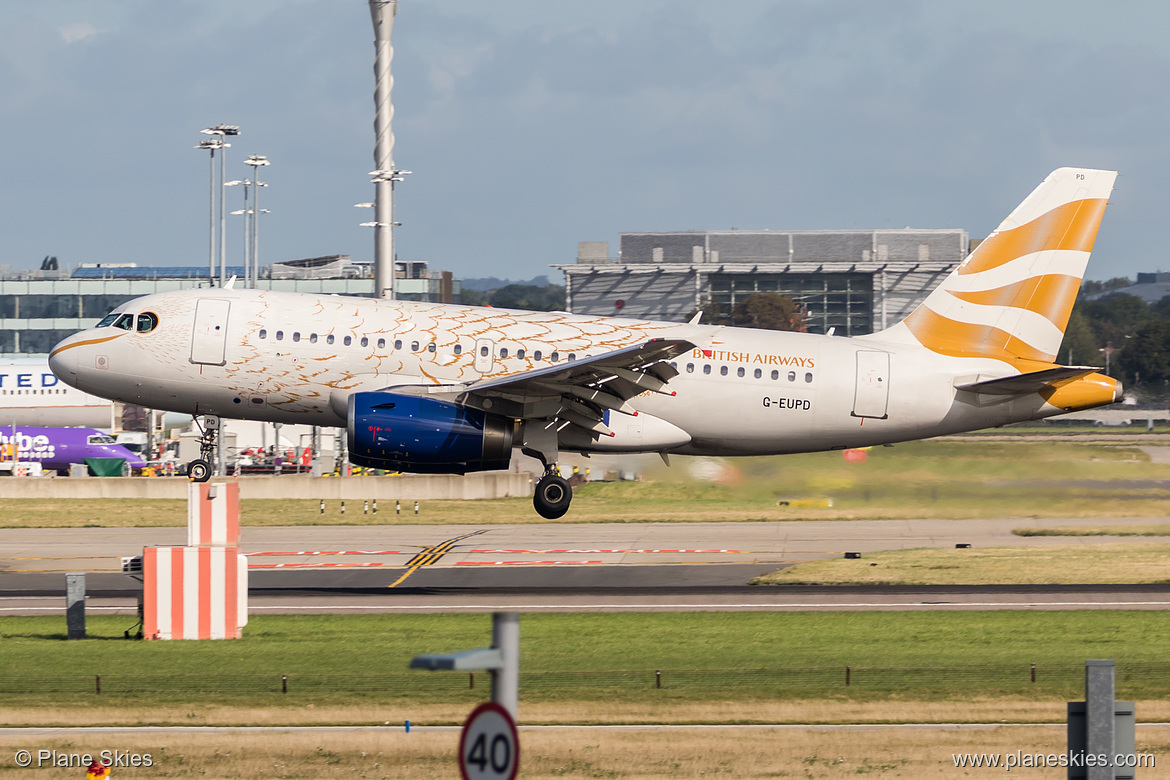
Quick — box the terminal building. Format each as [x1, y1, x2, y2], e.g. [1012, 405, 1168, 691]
[556, 229, 970, 336]
[0, 256, 458, 354]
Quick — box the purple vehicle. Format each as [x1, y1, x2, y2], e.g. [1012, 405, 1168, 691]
[0, 427, 146, 474]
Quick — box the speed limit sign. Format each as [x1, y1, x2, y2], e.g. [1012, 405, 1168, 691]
[459, 701, 519, 780]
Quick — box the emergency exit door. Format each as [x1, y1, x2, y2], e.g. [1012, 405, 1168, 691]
[852, 350, 889, 419]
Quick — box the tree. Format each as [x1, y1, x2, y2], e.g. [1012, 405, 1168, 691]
[1116, 320, 1170, 389]
[1058, 306, 1099, 366]
[731, 293, 806, 331]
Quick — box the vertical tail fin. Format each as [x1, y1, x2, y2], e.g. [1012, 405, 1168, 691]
[888, 167, 1117, 364]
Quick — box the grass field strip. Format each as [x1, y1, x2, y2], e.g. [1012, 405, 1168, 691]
[1, 723, 1133, 735]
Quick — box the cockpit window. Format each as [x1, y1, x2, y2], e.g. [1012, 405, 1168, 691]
[136, 312, 159, 333]
[112, 314, 134, 331]
[96, 314, 119, 328]
[87, 434, 116, 445]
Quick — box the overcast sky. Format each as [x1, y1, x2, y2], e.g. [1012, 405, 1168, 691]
[2, 1, 1167, 282]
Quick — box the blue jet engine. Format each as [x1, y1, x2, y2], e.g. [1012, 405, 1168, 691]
[347, 392, 514, 474]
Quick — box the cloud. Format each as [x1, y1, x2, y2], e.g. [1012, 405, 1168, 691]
[58, 21, 101, 45]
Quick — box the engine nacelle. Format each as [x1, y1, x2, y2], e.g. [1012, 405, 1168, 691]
[347, 392, 514, 474]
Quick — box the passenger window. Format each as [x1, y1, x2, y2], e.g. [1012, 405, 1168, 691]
[276, 331, 284, 341]
[411, 341, 420, 351]
[360, 337, 369, 347]
[136, 312, 158, 333]
[500, 347, 509, 359]
[453, 344, 462, 355]
[96, 314, 119, 328]
[395, 339, 403, 350]
[344, 336, 352, 346]
[377, 338, 386, 349]
[737, 367, 745, 378]
[805, 372, 813, 383]
[754, 368, 762, 379]
[427, 343, 436, 353]
[517, 348, 526, 359]
[113, 313, 134, 331]
[534, 350, 543, 360]
[771, 370, 779, 380]
[326, 334, 334, 345]
[310, 334, 318, 344]
[720, 366, 728, 376]
[788, 371, 796, 382]
[686, 363, 694, 373]
[480, 346, 489, 357]
[292, 332, 301, 342]
[568, 353, 576, 361]
[259, 329, 267, 339]
[551, 352, 560, 362]
[703, 364, 711, 375]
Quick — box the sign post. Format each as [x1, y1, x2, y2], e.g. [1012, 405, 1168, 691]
[459, 701, 519, 780]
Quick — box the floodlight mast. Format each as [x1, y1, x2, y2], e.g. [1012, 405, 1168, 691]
[200, 124, 240, 287]
[370, 0, 408, 301]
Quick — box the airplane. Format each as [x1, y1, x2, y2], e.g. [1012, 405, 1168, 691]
[48, 167, 1120, 518]
[0, 357, 116, 428]
[0, 426, 146, 475]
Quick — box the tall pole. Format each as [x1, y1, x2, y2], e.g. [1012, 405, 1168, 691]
[208, 148, 217, 280]
[370, 0, 398, 300]
[219, 144, 227, 286]
[245, 155, 269, 289]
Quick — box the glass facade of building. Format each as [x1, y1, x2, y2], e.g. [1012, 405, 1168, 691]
[708, 272, 874, 335]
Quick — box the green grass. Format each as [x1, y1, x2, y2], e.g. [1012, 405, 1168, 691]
[1015, 524, 1170, 537]
[750, 542, 1170, 585]
[3, 612, 1170, 712]
[1, 439, 1168, 526]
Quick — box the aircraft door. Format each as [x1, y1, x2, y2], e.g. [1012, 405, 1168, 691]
[190, 299, 231, 366]
[852, 350, 889, 419]
[473, 338, 495, 373]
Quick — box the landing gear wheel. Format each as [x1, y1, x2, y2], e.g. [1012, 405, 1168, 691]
[533, 474, 572, 519]
[188, 459, 212, 483]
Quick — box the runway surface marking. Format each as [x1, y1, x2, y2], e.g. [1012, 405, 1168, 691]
[387, 529, 488, 588]
[468, 549, 746, 554]
[457, 560, 603, 566]
[249, 562, 400, 569]
[246, 550, 404, 557]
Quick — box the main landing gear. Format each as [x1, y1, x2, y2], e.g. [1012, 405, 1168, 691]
[187, 414, 219, 483]
[523, 422, 572, 519]
[533, 468, 572, 520]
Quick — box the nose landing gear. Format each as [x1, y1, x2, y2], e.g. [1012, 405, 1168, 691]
[187, 415, 220, 482]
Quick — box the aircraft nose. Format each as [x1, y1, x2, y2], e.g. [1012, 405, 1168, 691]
[48, 342, 79, 387]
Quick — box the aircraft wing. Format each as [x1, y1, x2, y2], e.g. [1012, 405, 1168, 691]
[387, 338, 696, 435]
[954, 366, 1102, 396]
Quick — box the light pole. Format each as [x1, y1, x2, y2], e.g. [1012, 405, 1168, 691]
[194, 138, 224, 281]
[245, 155, 270, 288]
[200, 124, 240, 286]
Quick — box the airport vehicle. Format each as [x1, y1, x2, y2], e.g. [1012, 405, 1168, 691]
[48, 168, 1119, 516]
[0, 426, 146, 475]
[0, 357, 115, 428]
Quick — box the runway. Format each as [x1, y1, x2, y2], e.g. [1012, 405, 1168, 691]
[3, 517, 1169, 614]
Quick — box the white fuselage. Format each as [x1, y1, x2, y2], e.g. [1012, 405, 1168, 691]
[48, 288, 1078, 458]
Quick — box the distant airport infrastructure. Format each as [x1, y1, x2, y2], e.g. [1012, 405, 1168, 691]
[558, 229, 969, 336]
[0, 257, 453, 355]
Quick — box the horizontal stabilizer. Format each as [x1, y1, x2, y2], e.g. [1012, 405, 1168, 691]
[955, 366, 1102, 396]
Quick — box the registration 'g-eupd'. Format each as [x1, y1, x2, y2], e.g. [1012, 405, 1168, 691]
[50, 168, 1121, 518]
